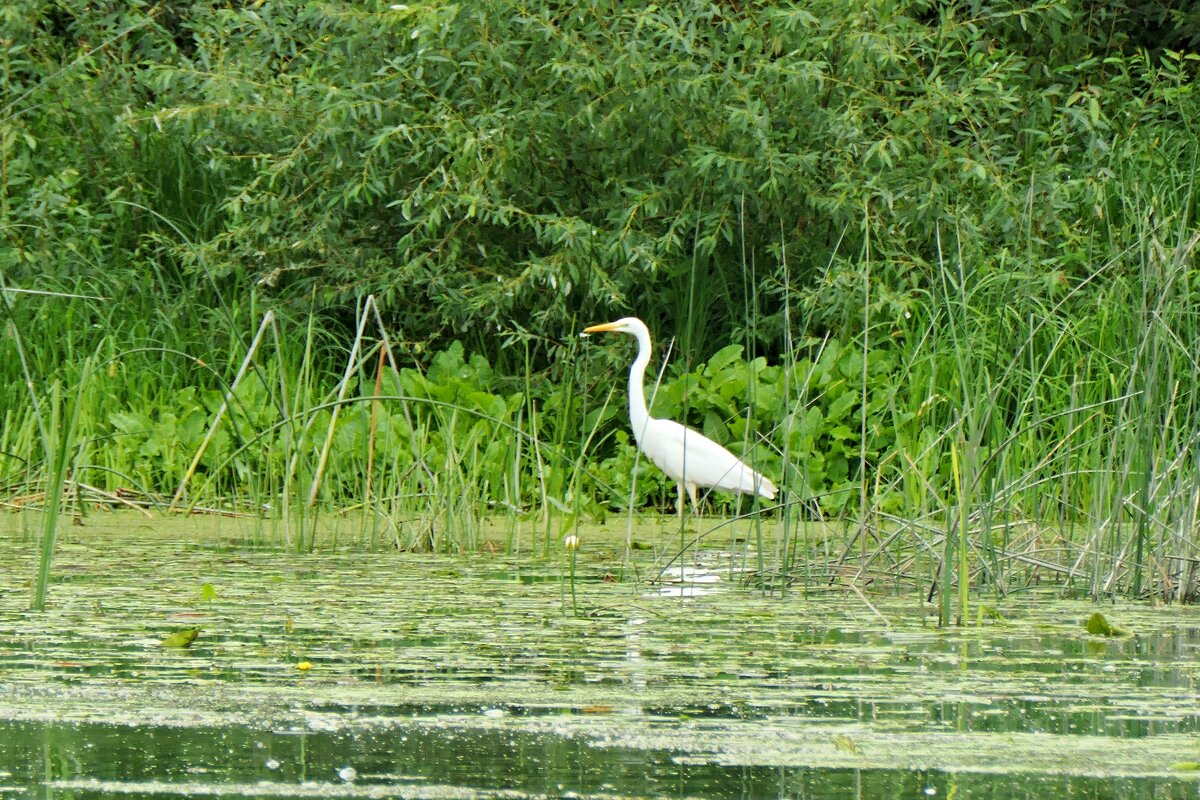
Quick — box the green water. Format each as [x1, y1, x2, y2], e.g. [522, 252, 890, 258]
[2, 516, 1199, 798]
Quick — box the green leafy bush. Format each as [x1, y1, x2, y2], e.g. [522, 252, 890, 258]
[6, 0, 1196, 356]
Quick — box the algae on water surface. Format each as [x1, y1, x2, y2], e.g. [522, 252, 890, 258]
[2, 515, 1200, 798]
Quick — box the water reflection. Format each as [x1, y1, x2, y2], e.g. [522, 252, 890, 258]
[11, 720, 1200, 799]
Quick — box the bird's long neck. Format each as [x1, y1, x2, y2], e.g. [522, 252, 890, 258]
[628, 325, 653, 446]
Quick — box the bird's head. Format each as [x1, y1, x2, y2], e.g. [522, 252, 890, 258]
[582, 317, 647, 338]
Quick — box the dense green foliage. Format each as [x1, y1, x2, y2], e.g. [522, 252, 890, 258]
[5, 0, 1198, 345]
[3, 0, 1200, 598]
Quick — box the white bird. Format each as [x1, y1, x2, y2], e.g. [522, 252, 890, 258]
[583, 317, 777, 521]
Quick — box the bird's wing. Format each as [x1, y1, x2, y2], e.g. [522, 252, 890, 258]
[641, 418, 776, 499]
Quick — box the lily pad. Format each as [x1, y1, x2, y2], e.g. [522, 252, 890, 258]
[1084, 611, 1131, 637]
[160, 628, 201, 648]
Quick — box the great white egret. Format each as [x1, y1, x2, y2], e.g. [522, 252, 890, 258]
[583, 317, 777, 520]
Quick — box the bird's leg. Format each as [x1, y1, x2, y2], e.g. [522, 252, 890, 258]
[686, 482, 701, 520]
[676, 482, 687, 527]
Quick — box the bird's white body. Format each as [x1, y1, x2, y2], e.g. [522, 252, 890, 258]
[583, 317, 777, 517]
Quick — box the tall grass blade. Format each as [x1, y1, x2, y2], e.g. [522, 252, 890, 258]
[306, 297, 376, 509]
[170, 310, 276, 509]
[33, 364, 89, 611]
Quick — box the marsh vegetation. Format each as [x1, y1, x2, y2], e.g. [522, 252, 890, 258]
[4, 2, 1200, 792]
[5, 1, 1200, 610]
[7, 3, 1200, 796]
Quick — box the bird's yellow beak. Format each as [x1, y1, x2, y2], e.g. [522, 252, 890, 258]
[582, 321, 621, 335]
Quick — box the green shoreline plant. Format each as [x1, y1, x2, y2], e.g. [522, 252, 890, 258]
[2, 273, 1197, 605]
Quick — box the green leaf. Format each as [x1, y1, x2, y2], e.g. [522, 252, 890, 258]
[161, 628, 201, 648]
[1084, 612, 1130, 637]
[827, 391, 856, 422]
[833, 733, 861, 754]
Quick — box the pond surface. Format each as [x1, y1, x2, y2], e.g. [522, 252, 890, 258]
[1, 515, 1199, 798]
